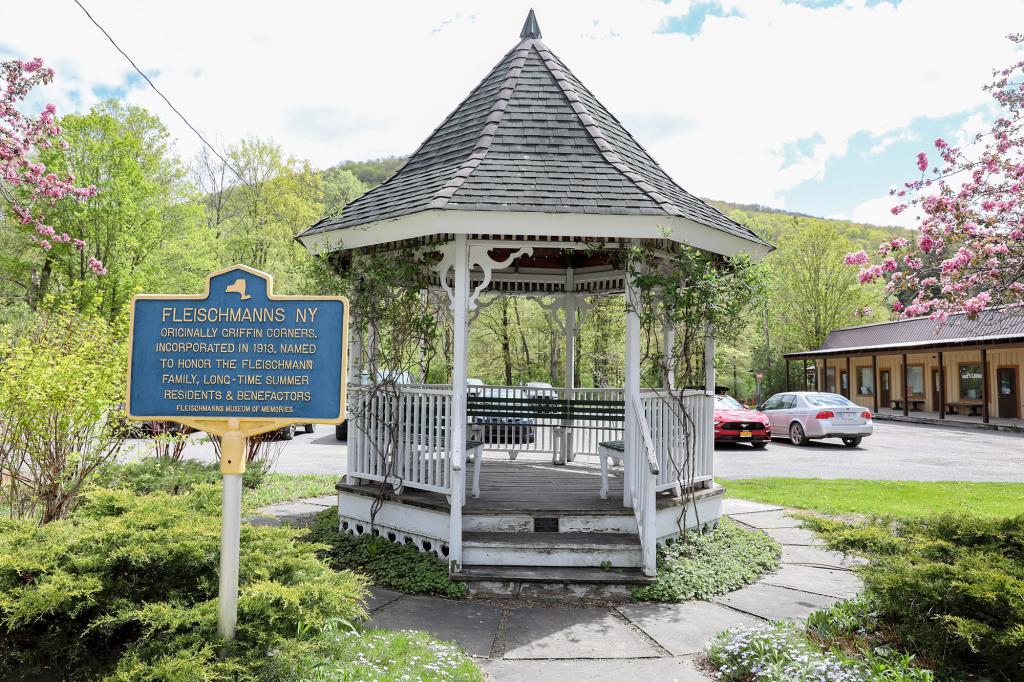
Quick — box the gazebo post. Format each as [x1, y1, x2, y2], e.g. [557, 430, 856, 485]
[346, 310, 362, 485]
[559, 268, 577, 465]
[448, 234, 470, 571]
[663, 320, 676, 389]
[623, 266, 640, 509]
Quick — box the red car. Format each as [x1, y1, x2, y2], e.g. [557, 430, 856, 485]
[713, 395, 770, 449]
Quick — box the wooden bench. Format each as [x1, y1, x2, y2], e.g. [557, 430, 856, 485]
[891, 398, 926, 412]
[467, 394, 624, 464]
[597, 440, 625, 499]
[946, 401, 983, 417]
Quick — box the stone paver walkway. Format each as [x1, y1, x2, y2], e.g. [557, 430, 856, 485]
[257, 496, 863, 681]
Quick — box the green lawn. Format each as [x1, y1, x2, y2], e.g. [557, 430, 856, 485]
[721, 478, 1024, 518]
[244, 472, 339, 510]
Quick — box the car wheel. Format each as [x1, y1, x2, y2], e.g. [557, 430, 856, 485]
[303, 423, 314, 434]
[789, 422, 808, 446]
[280, 425, 295, 441]
[750, 442, 768, 450]
[842, 437, 862, 448]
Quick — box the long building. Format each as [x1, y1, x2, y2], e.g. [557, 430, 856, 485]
[783, 308, 1024, 426]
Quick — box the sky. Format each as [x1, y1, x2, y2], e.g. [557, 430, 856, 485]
[2, 0, 1022, 228]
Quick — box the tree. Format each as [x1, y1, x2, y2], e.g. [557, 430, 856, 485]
[197, 138, 323, 293]
[30, 101, 216, 317]
[768, 221, 887, 351]
[321, 166, 368, 217]
[0, 58, 100, 305]
[850, 34, 1024, 319]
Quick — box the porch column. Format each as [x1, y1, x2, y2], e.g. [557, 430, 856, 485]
[802, 359, 808, 391]
[346, 310, 363, 485]
[902, 352, 909, 417]
[449, 233, 470, 570]
[560, 269, 577, 465]
[816, 360, 822, 391]
[871, 354, 879, 414]
[938, 351, 945, 419]
[846, 355, 852, 399]
[785, 358, 790, 392]
[663, 321, 676, 389]
[623, 265, 641, 509]
[981, 347, 990, 424]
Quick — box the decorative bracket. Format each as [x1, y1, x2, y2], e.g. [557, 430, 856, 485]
[434, 244, 533, 312]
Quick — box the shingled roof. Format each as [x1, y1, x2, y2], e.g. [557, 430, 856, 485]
[785, 307, 1024, 358]
[298, 11, 770, 250]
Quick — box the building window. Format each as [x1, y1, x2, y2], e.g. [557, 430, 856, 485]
[826, 367, 836, 393]
[858, 367, 874, 395]
[959, 363, 983, 399]
[907, 366, 925, 396]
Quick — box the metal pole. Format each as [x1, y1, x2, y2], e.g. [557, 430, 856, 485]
[218, 422, 246, 642]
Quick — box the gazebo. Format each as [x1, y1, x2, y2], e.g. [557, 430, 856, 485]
[297, 11, 771, 585]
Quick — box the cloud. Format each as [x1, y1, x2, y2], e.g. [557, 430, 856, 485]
[657, 2, 743, 36]
[0, 0, 1020, 226]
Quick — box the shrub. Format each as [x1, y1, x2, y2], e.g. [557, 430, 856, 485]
[0, 307, 126, 522]
[707, 620, 933, 681]
[305, 508, 467, 598]
[98, 457, 265, 495]
[632, 519, 781, 602]
[0, 485, 368, 680]
[804, 513, 1024, 680]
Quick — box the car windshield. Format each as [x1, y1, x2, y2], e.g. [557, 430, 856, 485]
[714, 395, 744, 409]
[805, 393, 855, 407]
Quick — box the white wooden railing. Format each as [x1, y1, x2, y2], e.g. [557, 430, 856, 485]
[640, 389, 714, 491]
[347, 384, 456, 495]
[627, 394, 660, 575]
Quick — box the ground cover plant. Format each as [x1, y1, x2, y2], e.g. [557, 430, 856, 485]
[802, 513, 1024, 681]
[707, 610, 934, 681]
[722, 478, 1024, 518]
[0, 485, 482, 681]
[306, 507, 467, 598]
[632, 519, 780, 602]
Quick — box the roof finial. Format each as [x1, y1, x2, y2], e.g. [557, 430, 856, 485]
[520, 9, 542, 39]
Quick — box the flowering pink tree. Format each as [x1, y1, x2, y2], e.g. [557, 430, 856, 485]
[1, 58, 104, 276]
[848, 35, 1024, 320]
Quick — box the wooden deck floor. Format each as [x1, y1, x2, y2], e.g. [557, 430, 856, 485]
[338, 454, 696, 515]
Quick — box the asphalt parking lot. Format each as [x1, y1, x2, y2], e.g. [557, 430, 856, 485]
[172, 419, 1024, 483]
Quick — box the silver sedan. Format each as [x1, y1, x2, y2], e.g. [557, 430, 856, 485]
[759, 391, 873, 447]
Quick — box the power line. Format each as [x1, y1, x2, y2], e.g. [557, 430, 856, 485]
[71, 0, 251, 189]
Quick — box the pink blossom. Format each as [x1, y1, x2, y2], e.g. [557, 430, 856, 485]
[844, 250, 870, 265]
[917, 152, 929, 172]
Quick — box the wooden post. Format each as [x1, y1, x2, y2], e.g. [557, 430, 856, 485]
[981, 347, 990, 424]
[846, 355, 852, 399]
[623, 261, 641, 509]
[785, 358, 790, 392]
[560, 270, 576, 466]
[902, 352, 909, 417]
[938, 351, 946, 419]
[871, 354, 879, 414]
[816, 359, 822, 392]
[449, 234, 469, 571]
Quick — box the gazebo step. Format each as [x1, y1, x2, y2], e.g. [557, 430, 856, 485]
[452, 564, 655, 585]
[461, 531, 642, 568]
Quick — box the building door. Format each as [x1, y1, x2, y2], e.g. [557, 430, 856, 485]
[932, 368, 941, 412]
[880, 370, 891, 408]
[840, 370, 849, 399]
[997, 367, 1019, 419]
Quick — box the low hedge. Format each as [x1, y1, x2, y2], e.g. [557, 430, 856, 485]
[803, 513, 1024, 680]
[0, 485, 368, 680]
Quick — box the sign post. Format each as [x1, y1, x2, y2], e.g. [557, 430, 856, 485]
[126, 265, 348, 641]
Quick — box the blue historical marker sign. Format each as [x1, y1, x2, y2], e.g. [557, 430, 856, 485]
[127, 264, 348, 422]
